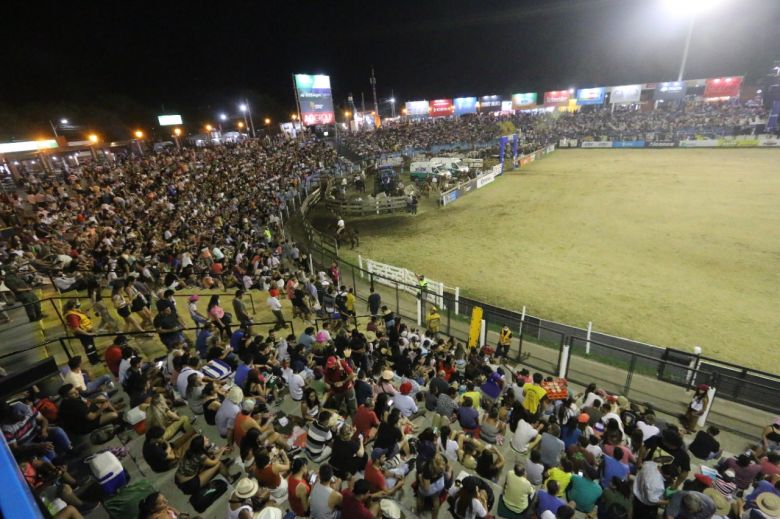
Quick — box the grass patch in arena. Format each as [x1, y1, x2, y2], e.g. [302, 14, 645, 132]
[340, 149, 780, 369]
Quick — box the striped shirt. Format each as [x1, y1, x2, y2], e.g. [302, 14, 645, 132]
[2, 403, 39, 446]
[305, 422, 333, 458]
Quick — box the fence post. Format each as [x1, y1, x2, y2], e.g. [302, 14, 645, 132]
[248, 293, 256, 315]
[58, 338, 73, 360]
[308, 255, 315, 276]
[586, 321, 592, 355]
[454, 287, 460, 315]
[351, 265, 357, 297]
[558, 338, 571, 379]
[446, 303, 451, 337]
[479, 319, 486, 347]
[416, 298, 422, 326]
[358, 255, 363, 279]
[624, 354, 637, 396]
[516, 305, 526, 361]
[395, 281, 400, 315]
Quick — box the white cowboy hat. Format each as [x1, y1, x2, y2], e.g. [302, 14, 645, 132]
[233, 477, 259, 499]
[254, 507, 283, 519]
[380, 499, 402, 519]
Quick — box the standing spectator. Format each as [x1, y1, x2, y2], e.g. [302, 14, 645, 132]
[367, 287, 381, 317]
[2, 271, 42, 321]
[63, 300, 99, 364]
[324, 356, 357, 416]
[266, 289, 287, 331]
[233, 289, 252, 325]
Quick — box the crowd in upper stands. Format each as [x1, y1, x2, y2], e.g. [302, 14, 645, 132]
[342, 100, 769, 159]
[0, 124, 778, 519]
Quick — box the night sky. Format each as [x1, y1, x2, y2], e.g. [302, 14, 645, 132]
[3, 0, 779, 138]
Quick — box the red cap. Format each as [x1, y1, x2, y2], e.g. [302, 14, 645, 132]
[697, 384, 710, 392]
[578, 413, 590, 424]
[694, 474, 713, 487]
[326, 356, 338, 369]
[399, 381, 413, 395]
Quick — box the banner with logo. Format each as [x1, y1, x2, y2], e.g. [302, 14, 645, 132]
[581, 141, 612, 148]
[544, 90, 571, 106]
[294, 74, 335, 126]
[468, 307, 483, 348]
[453, 97, 477, 116]
[430, 99, 454, 117]
[405, 100, 430, 117]
[610, 84, 642, 104]
[501, 101, 513, 112]
[512, 92, 537, 110]
[611, 140, 646, 148]
[679, 139, 718, 147]
[654, 81, 686, 102]
[704, 77, 742, 98]
[758, 136, 780, 147]
[576, 88, 606, 106]
[478, 95, 503, 113]
[476, 172, 496, 189]
[648, 141, 677, 147]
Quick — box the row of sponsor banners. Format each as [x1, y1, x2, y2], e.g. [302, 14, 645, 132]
[406, 77, 744, 117]
[561, 136, 780, 148]
[441, 145, 555, 206]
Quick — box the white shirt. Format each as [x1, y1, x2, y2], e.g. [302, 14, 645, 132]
[336, 219, 345, 229]
[510, 419, 539, 453]
[636, 421, 661, 442]
[62, 369, 86, 392]
[288, 373, 306, 401]
[267, 296, 282, 312]
[392, 393, 418, 417]
[216, 399, 241, 438]
[118, 358, 133, 385]
[177, 366, 200, 396]
[443, 438, 459, 462]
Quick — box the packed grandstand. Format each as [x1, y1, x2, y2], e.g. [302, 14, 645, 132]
[0, 98, 778, 519]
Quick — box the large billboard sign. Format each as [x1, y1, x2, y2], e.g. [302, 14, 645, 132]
[477, 95, 502, 113]
[544, 90, 571, 106]
[453, 97, 477, 116]
[405, 100, 430, 117]
[654, 81, 686, 101]
[704, 77, 742, 98]
[610, 84, 642, 104]
[0, 140, 58, 154]
[294, 74, 335, 126]
[512, 92, 538, 110]
[430, 99, 454, 117]
[576, 87, 606, 105]
[158, 115, 183, 126]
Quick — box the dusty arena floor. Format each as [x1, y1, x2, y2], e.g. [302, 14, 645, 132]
[342, 149, 780, 369]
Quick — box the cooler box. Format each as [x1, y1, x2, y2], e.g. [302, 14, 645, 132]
[88, 451, 129, 496]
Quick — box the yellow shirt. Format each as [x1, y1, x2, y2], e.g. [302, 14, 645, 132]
[545, 467, 572, 497]
[522, 383, 547, 414]
[462, 391, 482, 410]
[504, 472, 535, 512]
[345, 293, 356, 312]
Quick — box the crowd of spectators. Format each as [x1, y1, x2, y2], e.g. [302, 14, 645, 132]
[0, 133, 777, 519]
[342, 100, 769, 159]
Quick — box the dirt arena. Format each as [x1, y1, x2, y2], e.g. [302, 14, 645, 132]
[340, 149, 780, 369]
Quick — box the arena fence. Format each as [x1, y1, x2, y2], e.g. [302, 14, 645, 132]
[558, 134, 780, 149]
[292, 182, 780, 439]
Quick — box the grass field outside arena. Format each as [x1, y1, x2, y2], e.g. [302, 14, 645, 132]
[338, 149, 780, 369]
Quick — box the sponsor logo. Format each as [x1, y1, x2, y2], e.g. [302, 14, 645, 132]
[581, 141, 612, 148]
[476, 173, 496, 189]
[648, 142, 676, 147]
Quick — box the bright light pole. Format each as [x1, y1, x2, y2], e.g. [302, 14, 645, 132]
[219, 113, 227, 132]
[389, 97, 396, 118]
[240, 101, 256, 138]
[665, 0, 726, 81]
[49, 118, 70, 138]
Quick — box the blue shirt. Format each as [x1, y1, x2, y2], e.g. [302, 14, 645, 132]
[601, 455, 630, 488]
[234, 364, 251, 389]
[561, 424, 582, 449]
[298, 332, 315, 350]
[458, 406, 479, 430]
[196, 329, 211, 358]
[536, 490, 566, 516]
[230, 330, 246, 351]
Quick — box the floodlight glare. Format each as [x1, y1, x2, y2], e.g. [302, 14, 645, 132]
[60, 119, 68, 125]
[239, 104, 247, 112]
[664, 0, 725, 17]
[220, 113, 228, 121]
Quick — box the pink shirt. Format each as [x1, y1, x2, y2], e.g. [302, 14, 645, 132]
[209, 306, 225, 319]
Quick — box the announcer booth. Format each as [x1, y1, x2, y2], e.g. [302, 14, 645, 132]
[0, 435, 45, 517]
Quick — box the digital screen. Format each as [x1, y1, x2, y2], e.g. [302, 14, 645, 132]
[654, 81, 686, 101]
[295, 74, 335, 126]
[477, 95, 502, 112]
[0, 140, 58, 154]
[405, 101, 430, 116]
[511, 93, 538, 109]
[576, 87, 606, 105]
[453, 97, 477, 116]
[157, 115, 183, 126]
[430, 99, 454, 117]
[704, 77, 742, 98]
[544, 90, 571, 105]
[609, 84, 642, 104]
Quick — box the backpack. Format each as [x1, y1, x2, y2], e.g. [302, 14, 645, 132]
[103, 480, 155, 519]
[189, 478, 228, 513]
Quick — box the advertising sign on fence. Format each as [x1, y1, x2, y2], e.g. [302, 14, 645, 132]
[512, 92, 538, 110]
[704, 77, 743, 98]
[758, 137, 780, 147]
[405, 100, 430, 117]
[679, 139, 719, 147]
[576, 87, 606, 105]
[478, 95, 503, 112]
[611, 140, 646, 148]
[609, 84, 642, 104]
[654, 81, 686, 102]
[430, 99, 454, 117]
[648, 141, 677, 147]
[295, 74, 335, 126]
[544, 90, 571, 106]
[581, 141, 612, 148]
[476, 172, 496, 189]
[453, 97, 478, 116]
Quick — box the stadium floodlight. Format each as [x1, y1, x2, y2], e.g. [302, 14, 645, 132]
[220, 113, 227, 121]
[663, 0, 727, 81]
[60, 118, 68, 125]
[239, 104, 247, 112]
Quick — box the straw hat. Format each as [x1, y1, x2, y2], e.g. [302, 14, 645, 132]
[256, 507, 282, 519]
[381, 369, 394, 381]
[703, 489, 729, 516]
[227, 385, 244, 405]
[380, 499, 402, 519]
[756, 493, 780, 518]
[233, 477, 259, 499]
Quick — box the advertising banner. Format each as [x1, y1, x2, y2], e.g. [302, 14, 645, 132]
[512, 92, 538, 110]
[157, 114, 183, 126]
[648, 141, 677, 147]
[679, 139, 718, 147]
[581, 141, 612, 148]
[611, 140, 646, 148]
[441, 188, 461, 206]
[477, 95, 503, 113]
[609, 84, 642, 104]
[0, 139, 58, 154]
[501, 101, 513, 112]
[476, 172, 496, 189]
[468, 307, 483, 348]
[758, 137, 780, 147]
[294, 74, 335, 126]
[405, 100, 430, 117]
[430, 99, 454, 117]
[704, 77, 742, 98]
[453, 97, 477, 116]
[544, 90, 571, 106]
[654, 81, 686, 102]
[519, 156, 532, 167]
[717, 138, 758, 147]
[576, 87, 606, 105]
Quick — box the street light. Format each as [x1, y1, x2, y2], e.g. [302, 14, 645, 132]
[389, 97, 396, 118]
[344, 111, 351, 118]
[237, 121, 245, 129]
[291, 114, 298, 120]
[664, 0, 727, 81]
[88, 134, 99, 143]
[60, 119, 68, 125]
[134, 130, 144, 139]
[239, 101, 256, 137]
[219, 113, 227, 121]
[173, 128, 182, 136]
[264, 118, 271, 125]
[205, 124, 213, 132]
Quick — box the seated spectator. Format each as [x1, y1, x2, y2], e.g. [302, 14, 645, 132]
[457, 396, 480, 434]
[0, 400, 73, 461]
[663, 490, 716, 519]
[142, 425, 196, 473]
[476, 443, 505, 482]
[450, 476, 490, 519]
[342, 478, 381, 519]
[535, 480, 567, 517]
[175, 434, 235, 495]
[601, 447, 630, 488]
[288, 457, 312, 517]
[597, 477, 633, 519]
[525, 450, 545, 486]
[57, 383, 121, 436]
[392, 381, 419, 418]
[215, 385, 244, 442]
[538, 424, 565, 468]
[309, 464, 344, 519]
[146, 393, 195, 441]
[254, 449, 290, 503]
[546, 458, 574, 497]
[510, 404, 543, 454]
[306, 410, 335, 461]
[567, 464, 603, 514]
[62, 356, 113, 398]
[365, 448, 411, 495]
[329, 424, 367, 479]
[722, 454, 763, 490]
[499, 465, 535, 519]
[20, 456, 97, 515]
[138, 491, 186, 519]
[479, 405, 506, 444]
[352, 397, 380, 440]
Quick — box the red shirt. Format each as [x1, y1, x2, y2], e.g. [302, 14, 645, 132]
[104, 345, 123, 377]
[353, 406, 380, 438]
[340, 489, 373, 519]
[287, 476, 310, 516]
[364, 459, 386, 492]
[438, 362, 456, 381]
[325, 361, 353, 393]
[211, 262, 223, 275]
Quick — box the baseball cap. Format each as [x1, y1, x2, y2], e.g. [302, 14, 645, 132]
[578, 413, 590, 424]
[326, 356, 338, 369]
[400, 381, 413, 395]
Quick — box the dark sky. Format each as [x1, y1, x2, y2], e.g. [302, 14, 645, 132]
[3, 0, 779, 136]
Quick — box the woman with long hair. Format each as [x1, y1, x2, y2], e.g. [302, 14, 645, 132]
[111, 280, 144, 333]
[300, 387, 320, 424]
[452, 477, 489, 519]
[125, 277, 153, 329]
[684, 384, 709, 433]
[207, 294, 232, 338]
[175, 434, 234, 495]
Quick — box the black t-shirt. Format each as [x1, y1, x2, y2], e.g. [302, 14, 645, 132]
[375, 422, 402, 450]
[688, 431, 720, 459]
[59, 397, 95, 434]
[330, 438, 361, 474]
[143, 439, 175, 472]
[645, 436, 691, 475]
